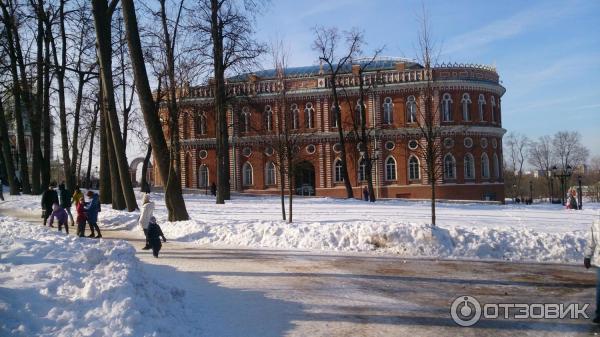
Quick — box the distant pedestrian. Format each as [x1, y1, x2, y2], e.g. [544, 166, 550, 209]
[48, 203, 69, 234]
[362, 186, 369, 201]
[75, 198, 87, 237]
[41, 182, 59, 227]
[147, 216, 166, 258]
[84, 190, 102, 238]
[210, 182, 216, 196]
[58, 183, 74, 226]
[567, 190, 578, 210]
[584, 215, 600, 323]
[138, 193, 155, 250]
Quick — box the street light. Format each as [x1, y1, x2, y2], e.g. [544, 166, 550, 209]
[358, 141, 380, 202]
[551, 165, 573, 206]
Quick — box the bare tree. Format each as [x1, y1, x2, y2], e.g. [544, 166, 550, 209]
[189, 0, 266, 204]
[0, 95, 18, 194]
[552, 131, 589, 173]
[312, 26, 362, 199]
[528, 135, 554, 201]
[504, 132, 529, 199]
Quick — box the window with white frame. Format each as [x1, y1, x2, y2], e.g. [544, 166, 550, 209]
[406, 95, 417, 124]
[241, 107, 250, 132]
[331, 103, 339, 128]
[385, 156, 397, 181]
[304, 102, 314, 129]
[408, 156, 420, 180]
[481, 153, 490, 179]
[478, 94, 486, 121]
[383, 97, 393, 125]
[198, 165, 209, 188]
[444, 154, 456, 179]
[197, 112, 207, 135]
[493, 153, 500, 179]
[242, 162, 253, 186]
[264, 105, 273, 131]
[490, 96, 496, 123]
[334, 159, 343, 182]
[442, 93, 453, 121]
[355, 99, 364, 125]
[291, 104, 299, 129]
[461, 93, 471, 121]
[464, 153, 475, 179]
[358, 158, 367, 181]
[265, 161, 276, 185]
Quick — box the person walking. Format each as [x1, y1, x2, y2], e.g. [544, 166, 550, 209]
[138, 193, 155, 250]
[84, 190, 102, 238]
[362, 186, 369, 201]
[584, 215, 600, 323]
[48, 203, 69, 234]
[41, 183, 59, 226]
[75, 198, 87, 237]
[147, 216, 166, 258]
[58, 183, 74, 226]
[72, 186, 84, 209]
[210, 182, 217, 196]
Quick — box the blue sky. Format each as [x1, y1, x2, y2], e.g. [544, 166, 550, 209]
[253, 0, 600, 158]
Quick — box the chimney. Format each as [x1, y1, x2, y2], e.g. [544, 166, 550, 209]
[352, 64, 360, 75]
[395, 62, 405, 71]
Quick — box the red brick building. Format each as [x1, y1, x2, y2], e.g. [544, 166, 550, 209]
[158, 58, 506, 201]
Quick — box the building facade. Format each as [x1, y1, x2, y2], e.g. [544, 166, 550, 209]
[158, 58, 506, 201]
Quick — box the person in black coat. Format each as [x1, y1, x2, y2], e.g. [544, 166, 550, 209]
[210, 182, 217, 196]
[147, 216, 166, 258]
[58, 183, 74, 226]
[41, 182, 59, 226]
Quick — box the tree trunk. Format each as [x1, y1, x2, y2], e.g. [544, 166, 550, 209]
[92, 0, 138, 211]
[31, 0, 45, 194]
[279, 161, 286, 221]
[330, 82, 353, 198]
[70, 73, 86, 186]
[41, 22, 51, 189]
[104, 108, 126, 209]
[121, 0, 189, 220]
[86, 103, 99, 188]
[431, 180, 436, 226]
[0, 98, 19, 195]
[287, 159, 293, 223]
[140, 143, 152, 193]
[1, 3, 31, 194]
[99, 83, 112, 202]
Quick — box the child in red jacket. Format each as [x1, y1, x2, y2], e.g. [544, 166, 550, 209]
[75, 200, 87, 237]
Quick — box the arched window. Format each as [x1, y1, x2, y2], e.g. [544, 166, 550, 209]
[355, 99, 364, 125]
[408, 156, 420, 180]
[383, 97, 393, 125]
[464, 153, 475, 179]
[242, 162, 253, 186]
[461, 93, 471, 121]
[265, 161, 276, 185]
[264, 105, 273, 131]
[331, 102, 340, 128]
[198, 165, 209, 188]
[334, 159, 343, 182]
[197, 112, 207, 135]
[481, 153, 490, 179]
[291, 104, 299, 129]
[490, 96, 496, 123]
[442, 93, 453, 122]
[444, 154, 456, 180]
[493, 153, 500, 179]
[478, 94, 486, 121]
[304, 102, 314, 129]
[358, 158, 367, 181]
[385, 156, 397, 181]
[241, 107, 251, 133]
[406, 95, 417, 124]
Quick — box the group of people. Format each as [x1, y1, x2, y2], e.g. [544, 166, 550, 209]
[41, 182, 101, 238]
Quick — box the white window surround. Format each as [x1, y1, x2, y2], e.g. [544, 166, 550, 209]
[383, 97, 393, 125]
[464, 153, 475, 179]
[242, 162, 253, 186]
[442, 93, 453, 122]
[461, 93, 471, 121]
[408, 155, 420, 181]
[444, 153, 456, 180]
[406, 95, 417, 124]
[385, 156, 397, 181]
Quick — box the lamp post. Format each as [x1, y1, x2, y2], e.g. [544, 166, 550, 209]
[578, 175, 583, 210]
[551, 165, 573, 206]
[358, 141, 380, 202]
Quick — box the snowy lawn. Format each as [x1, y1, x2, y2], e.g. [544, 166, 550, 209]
[0, 216, 196, 337]
[3, 192, 599, 263]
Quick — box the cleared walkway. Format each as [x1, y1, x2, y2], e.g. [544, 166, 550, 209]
[1, 205, 598, 337]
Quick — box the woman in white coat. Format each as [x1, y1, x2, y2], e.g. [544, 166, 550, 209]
[139, 193, 155, 250]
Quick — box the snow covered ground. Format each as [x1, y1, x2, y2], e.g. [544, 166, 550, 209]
[0, 216, 201, 337]
[3, 192, 599, 263]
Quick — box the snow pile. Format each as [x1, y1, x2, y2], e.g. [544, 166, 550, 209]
[0, 217, 194, 337]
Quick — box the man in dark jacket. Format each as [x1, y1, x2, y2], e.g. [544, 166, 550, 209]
[41, 182, 59, 226]
[58, 183, 74, 226]
[84, 190, 102, 238]
[147, 216, 166, 258]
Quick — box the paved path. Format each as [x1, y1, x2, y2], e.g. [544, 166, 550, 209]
[1, 206, 598, 337]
